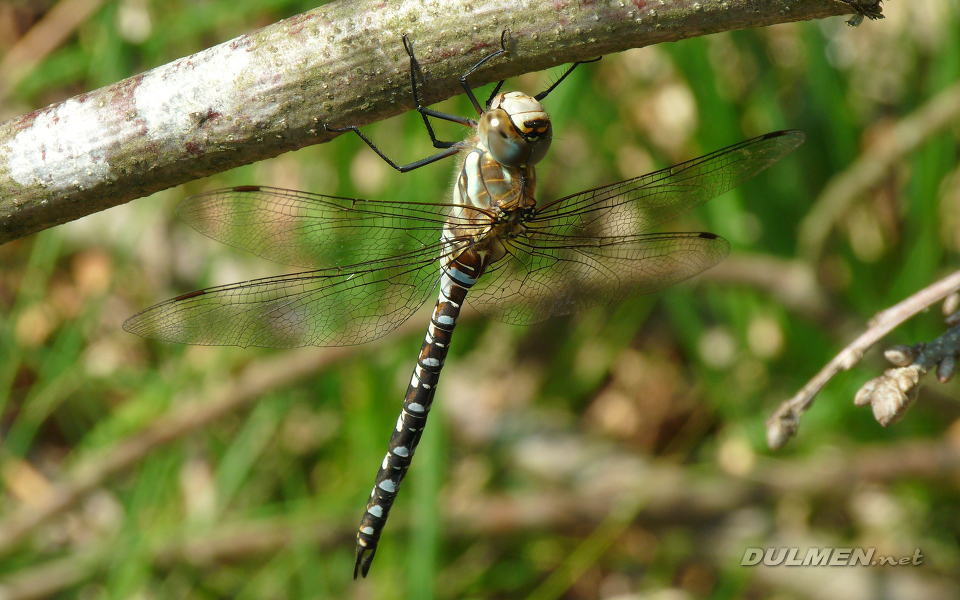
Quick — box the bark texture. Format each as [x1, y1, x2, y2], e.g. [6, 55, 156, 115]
[0, 0, 871, 243]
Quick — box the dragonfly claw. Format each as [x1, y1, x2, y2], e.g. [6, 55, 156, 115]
[324, 122, 352, 134]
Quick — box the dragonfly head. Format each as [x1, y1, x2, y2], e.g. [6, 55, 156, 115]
[480, 91, 552, 168]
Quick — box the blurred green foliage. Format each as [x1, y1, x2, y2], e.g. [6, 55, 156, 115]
[1, 1, 960, 599]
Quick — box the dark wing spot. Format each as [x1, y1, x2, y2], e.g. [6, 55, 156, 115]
[172, 289, 207, 301]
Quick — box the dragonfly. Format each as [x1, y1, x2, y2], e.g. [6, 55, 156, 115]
[124, 32, 805, 578]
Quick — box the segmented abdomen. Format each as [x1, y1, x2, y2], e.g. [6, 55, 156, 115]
[353, 259, 478, 578]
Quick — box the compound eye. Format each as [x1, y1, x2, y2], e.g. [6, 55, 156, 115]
[481, 109, 528, 167]
[488, 127, 528, 167]
[525, 122, 552, 166]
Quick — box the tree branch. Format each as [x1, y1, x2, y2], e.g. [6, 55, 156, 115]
[0, 0, 873, 244]
[765, 268, 960, 450]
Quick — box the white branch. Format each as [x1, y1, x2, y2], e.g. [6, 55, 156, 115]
[0, 0, 869, 244]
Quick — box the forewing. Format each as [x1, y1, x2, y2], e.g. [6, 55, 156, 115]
[177, 186, 454, 268]
[469, 232, 729, 325]
[533, 130, 805, 238]
[123, 246, 446, 348]
[469, 131, 802, 324]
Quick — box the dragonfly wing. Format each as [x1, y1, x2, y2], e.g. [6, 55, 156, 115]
[123, 246, 445, 348]
[177, 186, 453, 268]
[533, 130, 805, 237]
[470, 131, 802, 324]
[469, 232, 729, 325]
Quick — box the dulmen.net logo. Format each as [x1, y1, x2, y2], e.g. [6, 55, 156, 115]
[741, 548, 924, 567]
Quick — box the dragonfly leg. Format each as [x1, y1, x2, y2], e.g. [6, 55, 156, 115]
[533, 56, 602, 101]
[324, 34, 479, 173]
[324, 123, 461, 172]
[461, 28, 510, 114]
[401, 34, 478, 148]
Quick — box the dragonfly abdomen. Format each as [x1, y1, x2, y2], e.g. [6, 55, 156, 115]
[354, 260, 478, 578]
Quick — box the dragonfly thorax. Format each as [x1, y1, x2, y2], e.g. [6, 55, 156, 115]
[479, 91, 552, 168]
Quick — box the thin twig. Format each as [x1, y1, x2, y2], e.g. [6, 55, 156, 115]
[0, 343, 352, 555]
[0, 0, 871, 244]
[853, 322, 960, 426]
[0, 548, 106, 600]
[798, 80, 960, 262]
[700, 253, 830, 320]
[766, 268, 960, 450]
[0, 0, 107, 105]
[0, 297, 447, 558]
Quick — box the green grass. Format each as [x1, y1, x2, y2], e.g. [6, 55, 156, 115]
[2, 1, 960, 598]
